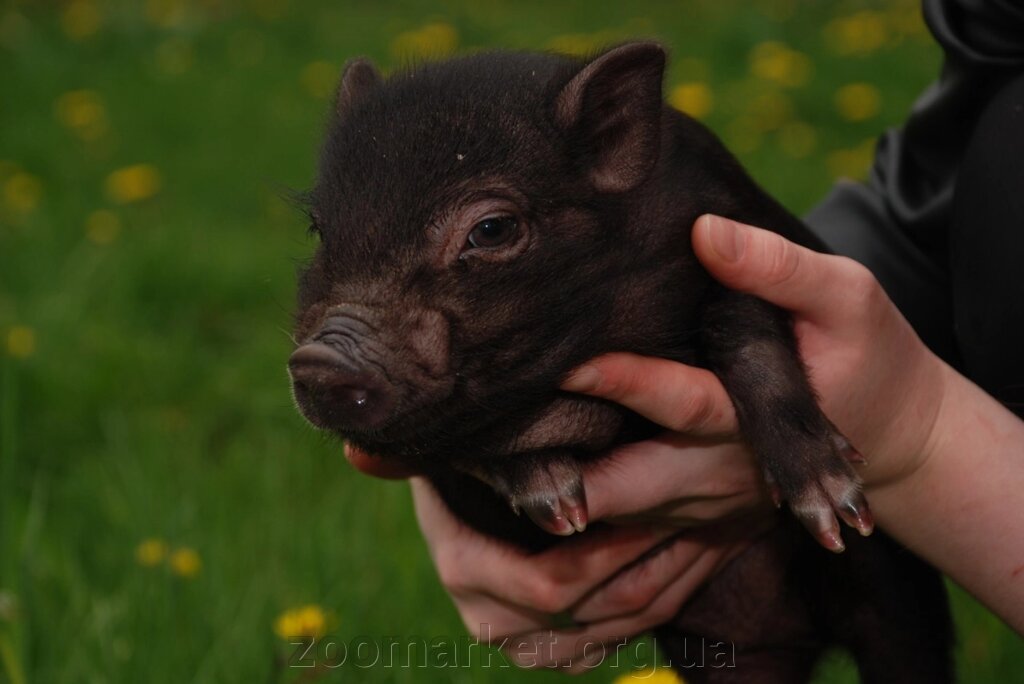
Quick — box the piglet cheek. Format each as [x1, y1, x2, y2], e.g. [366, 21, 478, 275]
[406, 309, 451, 378]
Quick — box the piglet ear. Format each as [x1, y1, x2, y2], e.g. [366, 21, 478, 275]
[336, 58, 382, 118]
[554, 42, 666, 194]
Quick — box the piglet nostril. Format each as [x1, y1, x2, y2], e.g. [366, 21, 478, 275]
[288, 343, 394, 431]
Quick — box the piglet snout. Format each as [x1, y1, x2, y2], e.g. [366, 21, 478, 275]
[288, 341, 394, 432]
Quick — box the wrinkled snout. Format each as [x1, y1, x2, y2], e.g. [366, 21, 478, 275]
[289, 316, 396, 432]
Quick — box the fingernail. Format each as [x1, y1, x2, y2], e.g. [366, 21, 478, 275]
[705, 215, 744, 263]
[561, 365, 601, 393]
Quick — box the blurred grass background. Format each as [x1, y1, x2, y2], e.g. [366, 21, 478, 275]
[1, 0, 1021, 681]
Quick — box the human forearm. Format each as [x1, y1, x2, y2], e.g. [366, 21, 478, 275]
[864, 360, 1024, 632]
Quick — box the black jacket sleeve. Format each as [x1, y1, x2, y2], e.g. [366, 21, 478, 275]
[805, 0, 1024, 361]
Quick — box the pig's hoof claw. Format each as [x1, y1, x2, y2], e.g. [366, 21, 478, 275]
[788, 480, 873, 553]
[514, 478, 588, 536]
[765, 426, 874, 552]
[490, 458, 588, 536]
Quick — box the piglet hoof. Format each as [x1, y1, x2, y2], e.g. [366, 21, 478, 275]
[765, 428, 874, 553]
[517, 476, 588, 537]
[483, 457, 588, 536]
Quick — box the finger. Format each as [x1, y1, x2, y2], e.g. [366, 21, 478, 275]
[416, 498, 680, 640]
[454, 527, 679, 640]
[583, 436, 763, 521]
[692, 214, 874, 326]
[561, 352, 737, 436]
[573, 520, 766, 623]
[344, 443, 418, 479]
[571, 532, 706, 623]
[462, 532, 699, 644]
[505, 543, 725, 670]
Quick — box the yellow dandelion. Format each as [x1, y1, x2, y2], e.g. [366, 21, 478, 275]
[5, 326, 36, 359]
[85, 209, 121, 245]
[135, 538, 168, 567]
[826, 139, 877, 180]
[389, 22, 458, 60]
[301, 61, 338, 100]
[60, 0, 102, 41]
[824, 11, 888, 57]
[777, 121, 817, 158]
[155, 37, 194, 76]
[613, 667, 687, 683]
[749, 41, 812, 88]
[669, 82, 713, 120]
[3, 172, 42, 214]
[835, 83, 881, 122]
[274, 604, 330, 639]
[105, 164, 161, 204]
[55, 90, 109, 141]
[169, 547, 202, 578]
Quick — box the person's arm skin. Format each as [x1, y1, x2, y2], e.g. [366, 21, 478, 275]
[348, 214, 1024, 670]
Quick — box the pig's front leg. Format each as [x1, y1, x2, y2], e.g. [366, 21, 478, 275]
[460, 396, 625, 537]
[700, 289, 873, 552]
[466, 451, 589, 537]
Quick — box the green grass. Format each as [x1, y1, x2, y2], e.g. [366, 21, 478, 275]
[1, 0, 1021, 681]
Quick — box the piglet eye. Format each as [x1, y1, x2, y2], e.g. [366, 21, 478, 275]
[467, 216, 518, 249]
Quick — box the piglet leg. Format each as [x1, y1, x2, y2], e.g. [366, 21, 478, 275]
[702, 290, 874, 552]
[468, 454, 588, 536]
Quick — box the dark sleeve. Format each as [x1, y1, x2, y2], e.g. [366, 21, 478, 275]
[805, 0, 1024, 362]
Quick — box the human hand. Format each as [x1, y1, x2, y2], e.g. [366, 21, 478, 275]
[408, 474, 764, 672]
[346, 412, 772, 672]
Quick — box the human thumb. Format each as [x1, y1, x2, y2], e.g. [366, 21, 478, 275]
[691, 214, 858, 320]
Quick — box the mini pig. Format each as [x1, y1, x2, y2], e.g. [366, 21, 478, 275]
[289, 43, 953, 682]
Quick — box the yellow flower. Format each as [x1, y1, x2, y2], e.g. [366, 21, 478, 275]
[169, 547, 202, 578]
[55, 90, 109, 141]
[3, 172, 42, 214]
[86, 209, 121, 245]
[389, 22, 458, 60]
[105, 164, 161, 204]
[669, 82, 713, 120]
[274, 604, 330, 639]
[613, 667, 687, 683]
[60, 0, 102, 41]
[135, 538, 168, 567]
[835, 83, 881, 122]
[749, 41, 812, 88]
[824, 11, 888, 56]
[301, 61, 338, 100]
[5, 326, 35, 359]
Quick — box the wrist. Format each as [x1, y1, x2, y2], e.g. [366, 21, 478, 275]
[859, 352, 951, 495]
